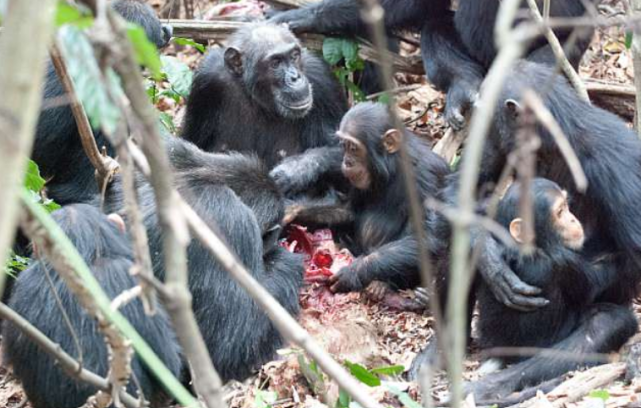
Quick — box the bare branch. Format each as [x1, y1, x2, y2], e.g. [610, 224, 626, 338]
[525, 0, 590, 101]
[0, 303, 140, 408]
[0, 0, 57, 300]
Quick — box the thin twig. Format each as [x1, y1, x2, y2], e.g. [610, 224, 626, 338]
[0, 303, 140, 408]
[525, 0, 590, 101]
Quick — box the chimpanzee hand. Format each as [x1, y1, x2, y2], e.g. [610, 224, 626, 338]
[268, 8, 317, 34]
[414, 287, 430, 308]
[479, 237, 549, 312]
[329, 262, 365, 293]
[444, 80, 480, 131]
[270, 155, 320, 196]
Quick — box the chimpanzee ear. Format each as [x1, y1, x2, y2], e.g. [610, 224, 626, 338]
[509, 218, 524, 244]
[107, 213, 127, 234]
[224, 47, 243, 76]
[382, 129, 402, 154]
[504, 99, 521, 119]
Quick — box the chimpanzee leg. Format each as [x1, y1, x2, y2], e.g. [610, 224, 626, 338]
[467, 303, 638, 404]
[407, 274, 479, 380]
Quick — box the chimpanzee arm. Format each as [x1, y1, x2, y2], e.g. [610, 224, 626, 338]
[270, 146, 343, 196]
[287, 202, 354, 229]
[420, 8, 486, 130]
[269, 0, 431, 36]
[330, 233, 421, 292]
[476, 235, 549, 312]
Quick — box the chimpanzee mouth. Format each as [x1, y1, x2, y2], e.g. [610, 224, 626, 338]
[276, 86, 314, 118]
[280, 94, 313, 112]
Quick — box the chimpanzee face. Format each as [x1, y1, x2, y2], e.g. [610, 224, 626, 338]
[508, 188, 585, 250]
[224, 28, 313, 119]
[549, 190, 584, 250]
[338, 130, 371, 190]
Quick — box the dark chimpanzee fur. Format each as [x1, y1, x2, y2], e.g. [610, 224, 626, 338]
[469, 179, 637, 405]
[3, 204, 182, 408]
[33, 0, 172, 206]
[476, 60, 641, 313]
[181, 22, 348, 196]
[411, 60, 641, 393]
[290, 102, 450, 293]
[105, 137, 304, 382]
[270, 0, 598, 130]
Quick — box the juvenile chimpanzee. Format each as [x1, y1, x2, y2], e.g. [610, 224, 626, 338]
[468, 179, 637, 403]
[3, 204, 182, 408]
[289, 102, 450, 293]
[270, 0, 598, 130]
[105, 136, 304, 382]
[33, 0, 172, 205]
[411, 60, 641, 390]
[181, 22, 348, 196]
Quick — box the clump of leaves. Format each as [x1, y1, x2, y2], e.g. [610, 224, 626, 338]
[298, 352, 417, 408]
[323, 37, 366, 102]
[4, 160, 60, 277]
[254, 390, 278, 408]
[146, 55, 194, 133]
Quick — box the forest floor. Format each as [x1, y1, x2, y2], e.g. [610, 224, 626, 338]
[0, 0, 640, 407]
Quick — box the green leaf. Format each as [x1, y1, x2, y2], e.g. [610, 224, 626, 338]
[377, 93, 391, 105]
[160, 56, 193, 98]
[386, 385, 422, 408]
[337, 389, 351, 408]
[341, 39, 359, 66]
[173, 37, 206, 53]
[626, 31, 633, 49]
[254, 390, 278, 408]
[344, 361, 381, 387]
[127, 23, 162, 80]
[323, 37, 345, 65]
[158, 112, 176, 134]
[370, 365, 405, 376]
[346, 80, 366, 102]
[24, 160, 46, 192]
[589, 389, 610, 401]
[55, 1, 93, 29]
[58, 26, 122, 134]
[345, 57, 365, 72]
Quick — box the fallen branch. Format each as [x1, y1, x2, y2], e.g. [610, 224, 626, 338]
[519, 362, 626, 408]
[167, 19, 424, 74]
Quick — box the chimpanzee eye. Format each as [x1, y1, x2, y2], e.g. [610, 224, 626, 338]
[292, 49, 301, 61]
[270, 58, 281, 69]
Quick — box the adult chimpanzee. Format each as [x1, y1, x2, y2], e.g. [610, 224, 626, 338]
[181, 22, 348, 195]
[33, 0, 172, 205]
[410, 59, 641, 388]
[289, 102, 450, 293]
[3, 204, 182, 408]
[270, 0, 598, 130]
[105, 136, 304, 382]
[469, 179, 637, 404]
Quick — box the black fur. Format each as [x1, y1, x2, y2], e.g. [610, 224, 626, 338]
[105, 137, 305, 382]
[33, 0, 171, 206]
[3, 204, 182, 408]
[181, 22, 347, 196]
[469, 179, 637, 404]
[270, 0, 598, 129]
[292, 102, 450, 292]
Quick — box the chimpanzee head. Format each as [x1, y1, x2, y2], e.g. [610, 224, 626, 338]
[112, 0, 173, 49]
[224, 23, 313, 119]
[490, 61, 579, 154]
[498, 178, 584, 251]
[337, 102, 402, 191]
